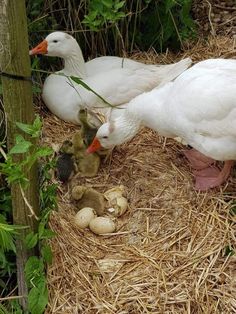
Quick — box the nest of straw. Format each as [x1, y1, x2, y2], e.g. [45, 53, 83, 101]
[42, 36, 236, 314]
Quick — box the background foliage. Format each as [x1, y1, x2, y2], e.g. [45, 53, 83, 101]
[27, 0, 196, 58]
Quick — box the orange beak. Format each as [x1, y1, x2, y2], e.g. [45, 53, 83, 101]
[29, 40, 48, 55]
[86, 137, 102, 154]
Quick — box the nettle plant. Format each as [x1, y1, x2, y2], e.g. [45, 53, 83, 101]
[0, 116, 57, 314]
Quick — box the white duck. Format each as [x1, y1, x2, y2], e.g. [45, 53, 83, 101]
[29, 31, 192, 125]
[87, 58, 236, 191]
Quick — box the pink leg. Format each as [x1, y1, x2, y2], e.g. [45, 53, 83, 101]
[183, 149, 215, 170]
[194, 160, 234, 191]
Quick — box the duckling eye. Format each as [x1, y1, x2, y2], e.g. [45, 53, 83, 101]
[53, 40, 58, 43]
[102, 136, 108, 139]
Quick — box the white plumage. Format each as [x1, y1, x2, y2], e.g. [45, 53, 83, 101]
[30, 31, 192, 124]
[88, 59, 236, 190]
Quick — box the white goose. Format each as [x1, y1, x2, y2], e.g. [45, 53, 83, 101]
[87, 58, 236, 191]
[30, 31, 192, 124]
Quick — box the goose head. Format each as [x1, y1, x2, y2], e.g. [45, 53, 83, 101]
[29, 32, 80, 58]
[87, 122, 117, 153]
[87, 113, 141, 153]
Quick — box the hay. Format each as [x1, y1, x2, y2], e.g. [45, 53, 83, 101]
[43, 37, 236, 313]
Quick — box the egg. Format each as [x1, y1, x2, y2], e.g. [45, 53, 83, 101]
[104, 185, 128, 217]
[115, 196, 128, 216]
[74, 207, 96, 229]
[104, 185, 125, 202]
[89, 217, 116, 235]
[106, 196, 128, 217]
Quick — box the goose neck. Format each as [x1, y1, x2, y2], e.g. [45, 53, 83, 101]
[115, 110, 141, 143]
[63, 47, 87, 78]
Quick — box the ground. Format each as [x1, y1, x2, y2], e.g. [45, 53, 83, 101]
[192, 0, 236, 37]
[40, 36, 236, 313]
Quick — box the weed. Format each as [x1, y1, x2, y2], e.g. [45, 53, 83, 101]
[0, 117, 57, 314]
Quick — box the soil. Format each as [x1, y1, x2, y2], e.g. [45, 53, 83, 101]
[192, 0, 236, 37]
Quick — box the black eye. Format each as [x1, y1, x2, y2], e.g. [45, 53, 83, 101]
[53, 40, 58, 43]
[102, 136, 108, 139]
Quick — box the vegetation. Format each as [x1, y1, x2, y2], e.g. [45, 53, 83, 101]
[0, 118, 57, 314]
[27, 0, 196, 57]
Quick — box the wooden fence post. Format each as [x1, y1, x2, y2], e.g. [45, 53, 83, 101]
[0, 0, 40, 310]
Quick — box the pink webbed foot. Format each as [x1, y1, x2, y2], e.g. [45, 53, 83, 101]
[194, 161, 234, 191]
[193, 167, 220, 178]
[183, 149, 215, 170]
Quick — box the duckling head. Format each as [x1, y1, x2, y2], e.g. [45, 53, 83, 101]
[59, 140, 74, 154]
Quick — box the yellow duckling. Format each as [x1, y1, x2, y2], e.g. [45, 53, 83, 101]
[72, 131, 100, 177]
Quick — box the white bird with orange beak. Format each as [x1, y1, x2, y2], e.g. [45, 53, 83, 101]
[87, 58, 236, 191]
[30, 32, 192, 125]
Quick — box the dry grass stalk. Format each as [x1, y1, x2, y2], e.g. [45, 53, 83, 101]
[42, 36, 236, 313]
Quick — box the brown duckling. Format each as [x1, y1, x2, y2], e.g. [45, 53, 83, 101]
[72, 185, 105, 216]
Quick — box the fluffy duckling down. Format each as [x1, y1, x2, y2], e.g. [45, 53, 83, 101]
[56, 140, 75, 183]
[78, 109, 99, 146]
[72, 185, 105, 216]
[72, 131, 100, 177]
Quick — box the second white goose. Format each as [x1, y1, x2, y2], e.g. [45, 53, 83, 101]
[87, 58, 236, 191]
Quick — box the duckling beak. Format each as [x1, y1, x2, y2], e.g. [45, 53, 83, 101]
[29, 40, 48, 55]
[86, 137, 101, 154]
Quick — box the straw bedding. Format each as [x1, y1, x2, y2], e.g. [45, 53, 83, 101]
[42, 36, 236, 313]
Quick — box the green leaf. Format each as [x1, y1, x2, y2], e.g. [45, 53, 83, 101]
[8, 300, 24, 314]
[24, 232, 38, 249]
[39, 228, 56, 240]
[114, 0, 125, 10]
[0, 215, 21, 252]
[0, 303, 9, 314]
[101, 0, 112, 8]
[28, 280, 48, 314]
[31, 57, 40, 70]
[70, 76, 116, 108]
[15, 122, 35, 136]
[41, 244, 53, 264]
[165, 0, 176, 12]
[38, 221, 46, 239]
[0, 227, 16, 252]
[230, 206, 236, 216]
[16, 115, 42, 138]
[32, 85, 42, 94]
[32, 115, 43, 135]
[34, 146, 53, 158]
[225, 245, 235, 257]
[9, 135, 32, 154]
[24, 256, 44, 285]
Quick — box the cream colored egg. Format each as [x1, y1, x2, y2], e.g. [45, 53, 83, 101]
[74, 207, 96, 229]
[106, 196, 128, 217]
[104, 185, 125, 202]
[115, 196, 128, 216]
[89, 217, 116, 235]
